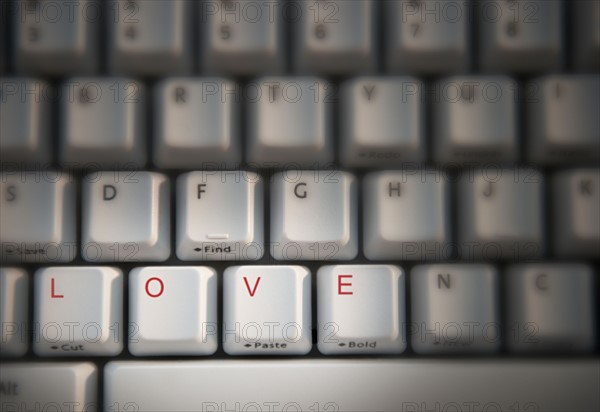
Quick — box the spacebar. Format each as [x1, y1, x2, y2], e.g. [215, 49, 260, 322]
[105, 359, 599, 412]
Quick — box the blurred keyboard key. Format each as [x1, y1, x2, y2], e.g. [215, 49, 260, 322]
[0, 78, 52, 167]
[433, 76, 518, 164]
[340, 77, 425, 167]
[129, 266, 217, 356]
[572, 0, 600, 71]
[0, 363, 97, 411]
[34, 267, 123, 356]
[176, 171, 263, 261]
[107, 0, 192, 76]
[363, 170, 451, 261]
[386, 0, 470, 74]
[479, 0, 562, 73]
[0, 172, 76, 263]
[223, 265, 312, 355]
[60, 78, 146, 169]
[82, 171, 170, 262]
[247, 77, 334, 168]
[271, 170, 358, 261]
[294, 0, 376, 74]
[12, 0, 99, 75]
[411, 264, 500, 354]
[200, 0, 284, 75]
[317, 265, 406, 354]
[506, 264, 596, 353]
[553, 169, 600, 258]
[527, 75, 600, 165]
[154, 78, 241, 169]
[457, 168, 544, 260]
[0, 268, 28, 356]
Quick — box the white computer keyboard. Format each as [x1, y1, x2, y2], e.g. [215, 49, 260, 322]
[0, 1, 599, 411]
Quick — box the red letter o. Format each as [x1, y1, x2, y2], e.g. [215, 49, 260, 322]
[145, 277, 164, 298]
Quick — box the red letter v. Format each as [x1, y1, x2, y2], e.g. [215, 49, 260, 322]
[243, 277, 261, 297]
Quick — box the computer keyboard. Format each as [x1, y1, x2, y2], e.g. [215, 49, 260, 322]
[0, 0, 599, 411]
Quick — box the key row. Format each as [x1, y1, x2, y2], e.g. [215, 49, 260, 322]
[1, 263, 596, 357]
[1, 169, 599, 263]
[3, 360, 599, 412]
[1, 75, 599, 168]
[4, 0, 599, 76]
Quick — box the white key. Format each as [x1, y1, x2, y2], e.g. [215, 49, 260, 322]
[107, 0, 192, 75]
[386, 0, 470, 74]
[527, 75, 600, 165]
[363, 170, 451, 260]
[573, 0, 600, 71]
[33, 267, 123, 356]
[506, 264, 596, 353]
[553, 169, 600, 257]
[60, 78, 146, 169]
[0, 268, 28, 356]
[176, 171, 263, 261]
[433, 76, 518, 164]
[0, 172, 76, 263]
[340, 77, 425, 167]
[200, 0, 284, 75]
[105, 360, 600, 412]
[457, 168, 544, 260]
[479, 0, 563, 72]
[223, 265, 311, 355]
[12, 0, 99, 75]
[294, 1, 376, 74]
[317, 265, 405, 355]
[82, 171, 170, 262]
[0, 363, 97, 411]
[154, 78, 241, 169]
[271, 170, 358, 260]
[129, 266, 217, 356]
[247, 77, 334, 168]
[0, 78, 51, 167]
[411, 264, 500, 354]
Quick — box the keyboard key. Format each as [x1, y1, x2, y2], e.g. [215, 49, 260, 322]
[527, 75, 600, 165]
[0, 78, 52, 167]
[0, 172, 76, 263]
[0, 268, 28, 356]
[572, 0, 600, 71]
[506, 264, 596, 353]
[433, 76, 518, 164]
[385, 0, 470, 74]
[0, 363, 97, 411]
[60, 78, 146, 169]
[457, 168, 544, 260]
[363, 170, 450, 260]
[82, 171, 170, 262]
[247, 77, 334, 168]
[317, 265, 405, 354]
[553, 169, 600, 258]
[294, 0, 376, 74]
[200, 0, 284, 75]
[107, 0, 192, 75]
[411, 264, 500, 354]
[271, 170, 358, 260]
[105, 360, 600, 412]
[223, 265, 311, 355]
[33, 267, 123, 356]
[479, 0, 563, 72]
[176, 171, 263, 261]
[154, 78, 241, 169]
[129, 266, 217, 356]
[340, 77, 425, 167]
[12, 0, 99, 75]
